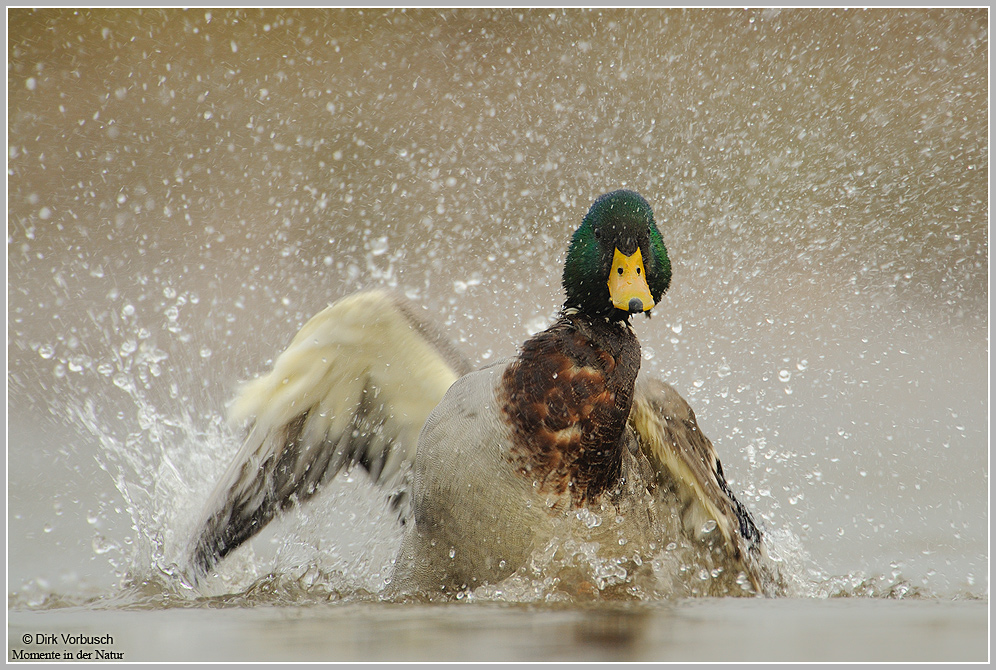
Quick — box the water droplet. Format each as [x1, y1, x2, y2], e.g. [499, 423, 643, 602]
[576, 508, 602, 529]
[526, 316, 549, 336]
[137, 407, 156, 431]
[370, 236, 389, 256]
[38, 344, 55, 359]
[778, 369, 791, 383]
[92, 534, 115, 555]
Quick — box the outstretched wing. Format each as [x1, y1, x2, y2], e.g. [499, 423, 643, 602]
[188, 289, 472, 578]
[628, 377, 765, 576]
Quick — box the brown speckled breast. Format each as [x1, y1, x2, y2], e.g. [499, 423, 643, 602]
[500, 312, 642, 506]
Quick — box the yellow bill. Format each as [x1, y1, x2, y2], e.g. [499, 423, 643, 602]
[608, 247, 654, 313]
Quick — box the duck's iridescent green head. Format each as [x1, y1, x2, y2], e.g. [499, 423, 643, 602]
[562, 190, 671, 320]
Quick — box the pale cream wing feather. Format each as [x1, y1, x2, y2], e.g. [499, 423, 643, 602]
[189, 289, 471, 577]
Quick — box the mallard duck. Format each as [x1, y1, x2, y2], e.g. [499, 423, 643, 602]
[188, 190, 781, 598]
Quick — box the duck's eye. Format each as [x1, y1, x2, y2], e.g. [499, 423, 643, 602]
[617, 267, 624, 274]
[636, 267, 641, 275]
[594, 229, 601, 239]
